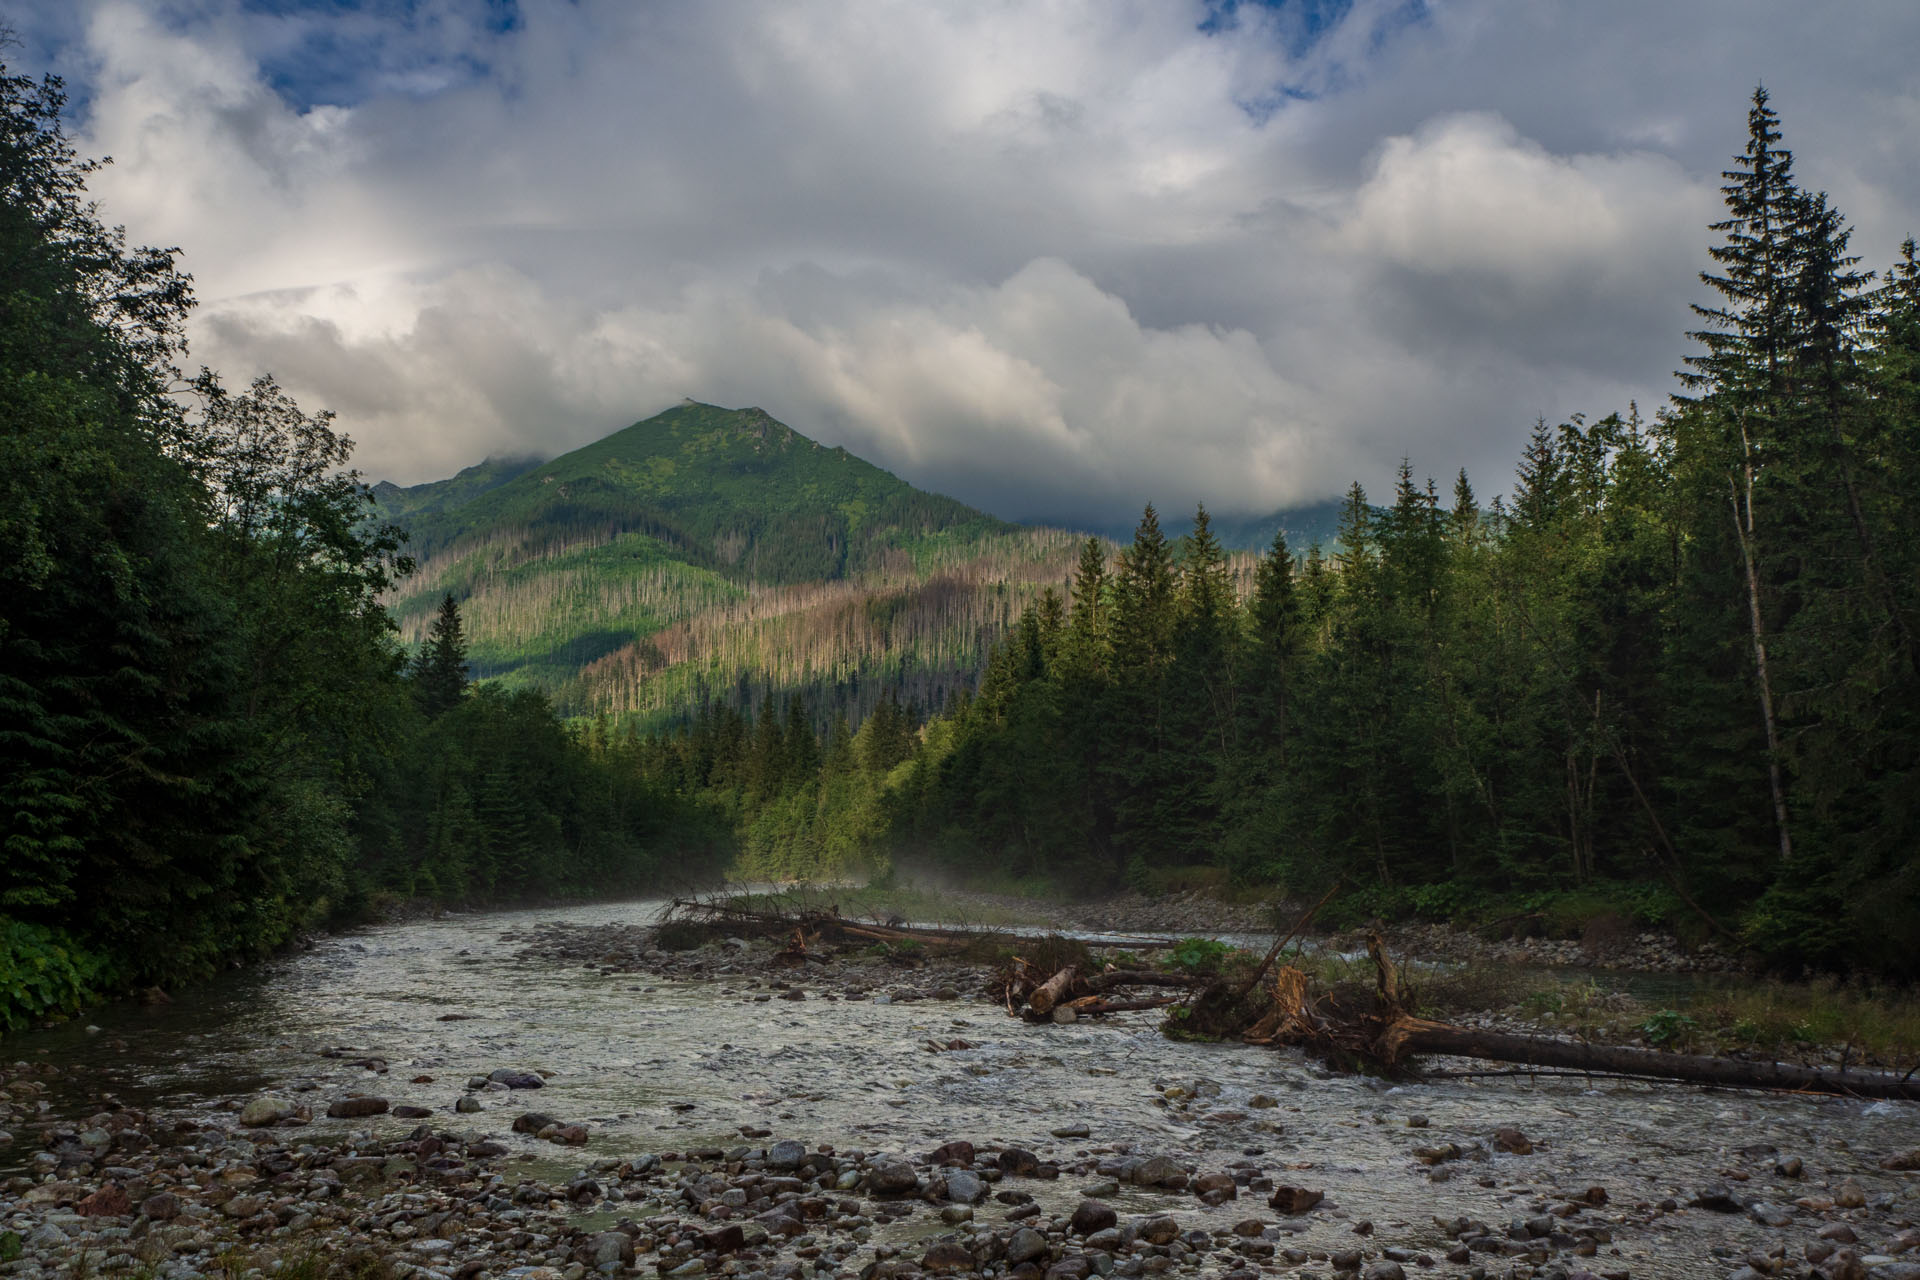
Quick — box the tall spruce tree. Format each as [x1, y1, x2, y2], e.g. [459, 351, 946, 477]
[412, 594, 470, 718]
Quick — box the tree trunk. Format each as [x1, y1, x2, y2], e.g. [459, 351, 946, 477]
[1729, 463, 1793, 861]
[1377, 1015, 1919, 1101]
[1027, 966, 1079, 1017]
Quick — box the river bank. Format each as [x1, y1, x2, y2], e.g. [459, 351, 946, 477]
[1, 900, 1917, 1280]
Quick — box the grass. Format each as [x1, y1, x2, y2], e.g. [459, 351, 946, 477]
[1679, 977, 1920, 1067]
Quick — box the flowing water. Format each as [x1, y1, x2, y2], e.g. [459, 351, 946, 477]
[8, 898, 1919, 1277]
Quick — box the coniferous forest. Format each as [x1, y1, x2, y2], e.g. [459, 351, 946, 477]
[0, 65, 722, 1030]
[4, 68, 1918, 1037]
[627, 91, 1920, 978]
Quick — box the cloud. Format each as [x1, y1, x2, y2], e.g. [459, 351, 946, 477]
[40, 0, 1920, 522]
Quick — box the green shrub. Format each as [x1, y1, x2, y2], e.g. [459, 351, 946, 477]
[0, 917, 111, 1034]
[1640, 1009, 1698, 1048]
[1165, 937, 1233, 973]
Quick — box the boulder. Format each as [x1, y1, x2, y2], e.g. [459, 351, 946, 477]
[238, 1095, 296, 1128]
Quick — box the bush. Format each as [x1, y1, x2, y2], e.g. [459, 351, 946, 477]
[0, 917, 111, 1034]
[1165, 937, 1234, 974]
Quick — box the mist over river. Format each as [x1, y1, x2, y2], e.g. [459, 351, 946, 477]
[4, 899, 1917, 1280]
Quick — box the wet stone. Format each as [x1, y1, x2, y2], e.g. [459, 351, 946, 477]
[1070, 1201, 1117, 1236]
[999, 1147, 1041, 1176]
[921, 1242, 975, 1273]
[928, 1141, 975, 1167]
[327, 1095, 390, 1118]
[945, 1170, 987, 1205]
[238, 1095, 296, 1127]
[1007, 1227, 1050, 1265]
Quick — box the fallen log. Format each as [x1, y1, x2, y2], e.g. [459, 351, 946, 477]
[1377, 1016, 1920, 1101]
[1027, 965, 1079, 1017]
[1063, 995, 1182, 1016]
[1086, 969, 1210, 992]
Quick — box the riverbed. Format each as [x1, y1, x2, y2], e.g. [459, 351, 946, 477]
[2, 898, 1917, 1280]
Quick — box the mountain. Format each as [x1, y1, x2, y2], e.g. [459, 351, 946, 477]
[377, 402, 1083, 727]
[1066, 498, 1346, 554]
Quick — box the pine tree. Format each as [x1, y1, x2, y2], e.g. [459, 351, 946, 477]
[411, 594, 470, 718]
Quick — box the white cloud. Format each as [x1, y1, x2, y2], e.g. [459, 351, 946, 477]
[40, 0, 1920, 522]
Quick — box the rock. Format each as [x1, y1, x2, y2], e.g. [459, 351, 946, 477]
[946, 1170, 988, 1205]
[223, 1194, 267, 1218]
[1000, 1147, 1042, 1176]
[870, 1161, 920, 1195]
[1070, 1201, 1118, 1235]
[1007, 1227, 1050, 1264]
[1413, 1143, 1462, 1165]
[1774, 1156, 1804, 1178]
[1747, 1201, 1793, 1227]
[941, 1206, 975, 1224]
[1268, 1185, 1324, 1215]
[701, 1225, 746, 1253]
[455, 1096, 483, 1113]
[393, 1105, 433, 1119]
[1691, 1185, 1744, 1213]
[489, 1069, 546, 1089]
[1192, 1172, 1237, 1205]
[1128, 1155, 1186, 1189]
[1837, 1180, 1867, 1208]
[74, 1184, 132, 1217]
[1406, 1114, 1429, 1128]
[767, 1138, 807, 1169]
[327, 1096, 390, 1119]
[1493, 1126, 1533, 1155]
[1046, 1258, 1092, 1280]
[1052, 1123, 1091, 1139]
[239, 1095, 296, 1127]
[922, 1242, 976, 1273]
[1362, 1263, 1407, 1280]
[546, 1123, 589, 1144]
[1249, 1093, 1279, 1109]
[929, 1140, 976, 1166]
[1882, 1149, 1920, 1171]
[513, 1111, 560, 1134]
[140, 1192, 181, 1221]
[1139, 1217, 1181, 1246]
[1329, 1249, 1364, 1272]
[1869, 1265, 1920, 1280]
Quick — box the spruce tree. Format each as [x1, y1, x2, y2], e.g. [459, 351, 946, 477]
[411, 594, 470, 718]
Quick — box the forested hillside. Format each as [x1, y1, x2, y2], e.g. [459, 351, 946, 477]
[374, 403, 1092, 728]
[626, 91, 1920, 976]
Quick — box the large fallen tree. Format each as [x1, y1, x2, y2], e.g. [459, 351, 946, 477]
[1210, 930, 1920, 1101]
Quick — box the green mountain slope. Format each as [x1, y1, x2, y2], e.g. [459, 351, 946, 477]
[1070, 498, 1346, 553]
[378, 403, 1076, 726]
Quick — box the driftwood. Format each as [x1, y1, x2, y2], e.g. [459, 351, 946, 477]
[1210, 931, 1920, 1102]
[1063, 995, 1182, 1016]
[666, 898, 996, 951]
[1027, 966, 1079, 1017]
[1086, 969, 1211, 992]
[1376, 1016, 1920, 1101]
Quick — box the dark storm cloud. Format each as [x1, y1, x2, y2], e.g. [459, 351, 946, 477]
[35, 0, 1920, 522]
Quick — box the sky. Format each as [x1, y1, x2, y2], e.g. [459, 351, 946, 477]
[12, 1, 1920, 524]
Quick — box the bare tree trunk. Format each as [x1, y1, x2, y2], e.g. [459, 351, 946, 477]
[1729, 446, 1793, 861]
[1377, 1015, 1919, 1101]
[1026, 966, 1078, 1017]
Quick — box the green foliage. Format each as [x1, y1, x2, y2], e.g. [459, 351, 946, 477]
[1639, 1009, 1698, 1048]
[1165, 937, 1234, 974]
[0, 918, 109, 1034]
[0, 63, 715, 1017]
